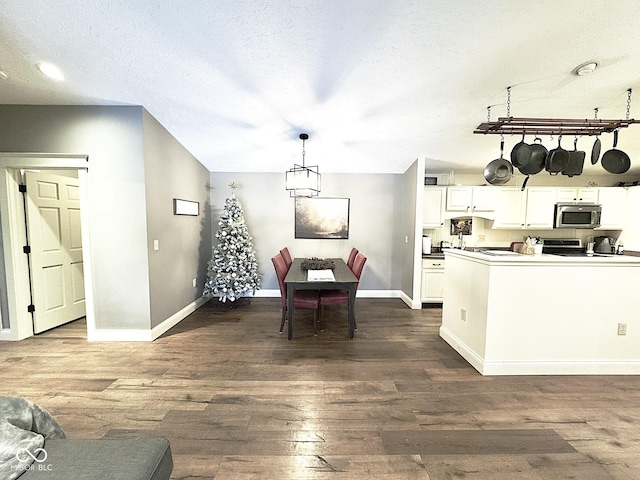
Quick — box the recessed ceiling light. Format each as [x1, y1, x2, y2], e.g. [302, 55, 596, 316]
[36, 62, 65, 81]
[574, 61, 598, 76]
[0, 70, 8, 81]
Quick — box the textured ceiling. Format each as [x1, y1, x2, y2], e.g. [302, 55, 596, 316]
[2, 0, 640, 175]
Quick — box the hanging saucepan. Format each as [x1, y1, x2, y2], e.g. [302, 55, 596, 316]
[518, 137, 547, 191]
[484, 140, 513, 185]
[601, 129, 631, 174]
[591, 135, 601, 165]
[562, 137, 585, 177]
[545, 136, 569, 175]
[510, 134, 532, 169]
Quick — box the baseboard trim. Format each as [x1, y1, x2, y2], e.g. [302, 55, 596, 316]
[0, 328, 19, 341]
[439, 326, 640, 376]
[88, 296, 210, 342]
[151, 296, 210, 340]
[399, 291, 422, 309]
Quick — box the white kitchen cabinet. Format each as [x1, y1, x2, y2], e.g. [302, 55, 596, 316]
[446, 187, 497, 214]
[556, 187, 598, 203]
[423, 187, 446, 228]
[597, 187, 627, 230]
[421, 258, 445, 302]
[524, 187, 557, 229]
[493, 188, 526, 228]
[492, 187, 556, 229]
[623, 186, 640, 250]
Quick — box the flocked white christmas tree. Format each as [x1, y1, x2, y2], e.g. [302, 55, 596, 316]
[204, 183, 261, 302]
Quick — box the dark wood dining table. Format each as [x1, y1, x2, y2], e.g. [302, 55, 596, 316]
[284, 258, 359, 340]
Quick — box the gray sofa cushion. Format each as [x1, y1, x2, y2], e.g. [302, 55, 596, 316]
[20, 438, 173, 480]
[0, 396, 66, 480]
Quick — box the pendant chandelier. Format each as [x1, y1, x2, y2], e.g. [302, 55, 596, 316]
[285, 133, 320, 197]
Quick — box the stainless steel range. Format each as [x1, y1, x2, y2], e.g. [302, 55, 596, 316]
[540, 238, 614, 257]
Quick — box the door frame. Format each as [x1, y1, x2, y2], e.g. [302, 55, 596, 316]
[0, 153, 94, 340]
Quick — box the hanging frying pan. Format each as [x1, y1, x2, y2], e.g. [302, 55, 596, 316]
[601, 130, 631, 174]
[562, 137, 585, 177]
[484, 140, 513, 185]
[545, 136, 569, 175]
[510, 134, 531, 169]
[591, 136, 601, 165]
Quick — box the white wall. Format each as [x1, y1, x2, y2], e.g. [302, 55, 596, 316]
[208, 172, 405, 294]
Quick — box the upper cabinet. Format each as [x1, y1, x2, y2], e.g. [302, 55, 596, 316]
[524, 187, 558, 229]
[598, 187, 627, 229]
[446, 187, 497, 214]
[556, 187, 599, 203]
[493, 188, 526, 229]
[423, 187, 446, 228]
[493, 187, 557, 229]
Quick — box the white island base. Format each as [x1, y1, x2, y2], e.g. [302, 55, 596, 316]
[440, 249, 640, 375]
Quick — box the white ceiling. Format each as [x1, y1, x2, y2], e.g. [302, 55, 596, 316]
[2, 0, 640, 176]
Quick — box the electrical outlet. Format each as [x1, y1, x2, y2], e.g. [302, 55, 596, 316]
[153, 240, 159, 251]
[478, 235, 485, 242]
[460, 308, 467, 321]
[192, 278, 197, 288]
[618, 323, 627, 336]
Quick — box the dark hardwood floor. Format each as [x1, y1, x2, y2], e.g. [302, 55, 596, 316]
[1, 298, 640, 479]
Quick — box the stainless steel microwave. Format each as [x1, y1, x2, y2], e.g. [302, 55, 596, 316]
[554, 203, 602, 229]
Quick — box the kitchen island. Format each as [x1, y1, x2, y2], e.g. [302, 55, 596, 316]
[440, 249, 640, 375]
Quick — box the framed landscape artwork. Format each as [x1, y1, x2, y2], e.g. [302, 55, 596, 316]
[295, 197, 350, 239]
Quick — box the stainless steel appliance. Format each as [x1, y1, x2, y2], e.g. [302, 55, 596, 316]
[554, 203, 601, 229]
[541, 238, 614, 257]
[594, 236, 615, 254]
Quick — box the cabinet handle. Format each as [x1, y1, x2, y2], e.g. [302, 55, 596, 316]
[433, 263, 442, 266]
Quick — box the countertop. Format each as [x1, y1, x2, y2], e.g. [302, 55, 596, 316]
[444, 248, 640, 265]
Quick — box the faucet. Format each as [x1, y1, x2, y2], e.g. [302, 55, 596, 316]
[458, 233, 464, 249]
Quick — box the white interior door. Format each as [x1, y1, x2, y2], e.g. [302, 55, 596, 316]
[25, 171, 85, 333]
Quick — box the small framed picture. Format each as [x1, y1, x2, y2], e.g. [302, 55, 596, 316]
[450, 218, 472, 235]
[173, 198, 199, 216]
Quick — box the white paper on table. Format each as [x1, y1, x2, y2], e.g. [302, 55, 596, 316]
[307, 269, 335, 281]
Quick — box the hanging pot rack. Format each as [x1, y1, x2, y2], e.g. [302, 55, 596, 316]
[475, 87, 638, 137]
[474, 116, 639, 137]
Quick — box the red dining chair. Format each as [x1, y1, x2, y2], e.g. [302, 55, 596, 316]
[272, 253, 320, 336]
[346, 247, 358, 269]
[280, 247, 293, 270]
[319, 252, 367, 330]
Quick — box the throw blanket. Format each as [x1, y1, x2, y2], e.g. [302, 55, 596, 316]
[0, 397, 66, 480]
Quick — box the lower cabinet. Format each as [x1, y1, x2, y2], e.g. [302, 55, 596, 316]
[421, 258, 445, 303]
